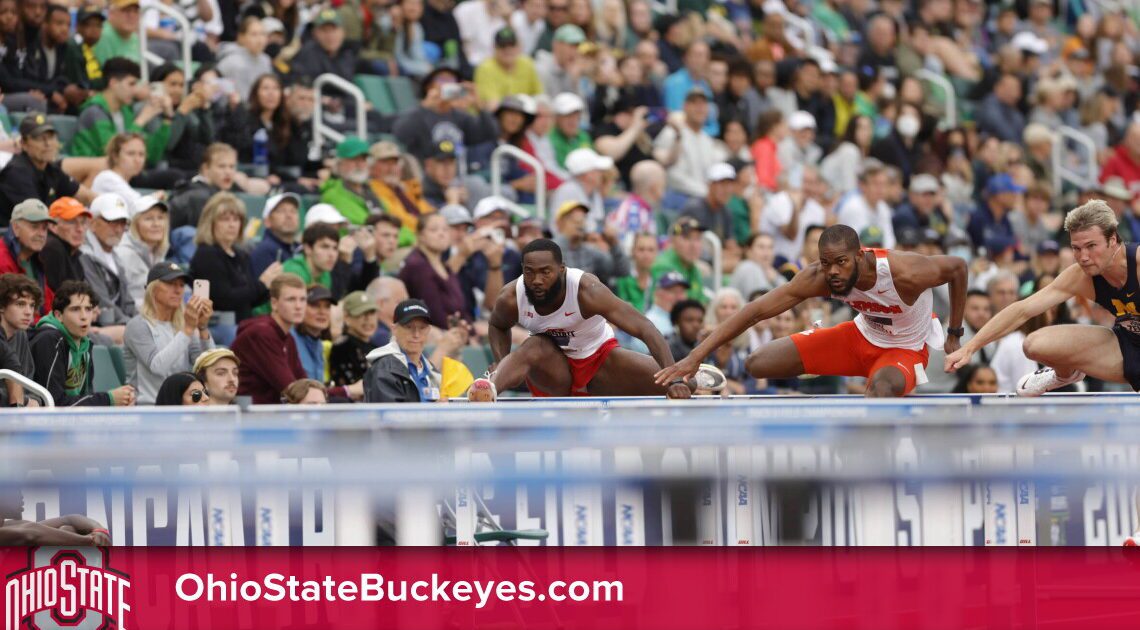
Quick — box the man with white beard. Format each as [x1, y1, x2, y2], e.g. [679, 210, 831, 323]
[79, 193, 137, 345]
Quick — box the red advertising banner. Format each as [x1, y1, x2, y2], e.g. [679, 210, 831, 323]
[4, 547, 1140, 630]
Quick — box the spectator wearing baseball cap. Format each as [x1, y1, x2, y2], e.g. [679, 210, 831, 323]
[645, 270, 692, 337]
[392, 66, 498, 164]
[1013, 182, 1057, 255]
[123, 261, 215, 405]
[41, 198, 93, 292]
[535, 25, 586, 98]
[319, 136, 384, 226]
[680, 163, 739, 247]
[893, 173, 951, 237]
[0, 200, 58, 315]
[777, 111, 822, 185]
[249, 193, 303, 278]
[329, 291, 380, 390]
[653, 86, 720, 202]
[474, 27, 542, 106]
[550, 92, 592, 164]
[662, 40, 718, 137]
[366, 141, 434, 236]
[91, 0, 142, 65]
[0, 114, 92, 226]
[290, 285, 334, 383]
[79, 193, 137, 343]
[547, 147, 613, 230]
[967, 173, 1023, 251]
[651, 217, 706, 304]
[363, 298, 443, 403]
[69, 7, 106, 88]
[552, 200, 630, 288]
[290, 8, 359, 86]
[193, 348, 241, 406]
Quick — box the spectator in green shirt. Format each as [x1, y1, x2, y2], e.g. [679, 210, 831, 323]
[319, 136, 386, 226]
[549, 92, 592, 167]
[71, 57, 170, 165]
[282, 223, 341, 293]
[650, 217, 706, 303]
[613, 232, 660, 312]
[93, 0, 142, 65]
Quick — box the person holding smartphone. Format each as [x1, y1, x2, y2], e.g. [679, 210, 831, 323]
[123, 262, 215, 405]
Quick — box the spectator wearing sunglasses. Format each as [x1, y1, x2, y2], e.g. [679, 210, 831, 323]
[154, 372, 211, 406]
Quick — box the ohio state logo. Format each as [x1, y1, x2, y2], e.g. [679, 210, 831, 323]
[5, 547, 131, 630]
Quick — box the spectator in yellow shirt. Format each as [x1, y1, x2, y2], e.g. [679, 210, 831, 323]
[367, 140, 434, 232]
[473, 26, 542, 110]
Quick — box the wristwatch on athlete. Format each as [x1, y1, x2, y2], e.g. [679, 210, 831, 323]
[946, 326, 964, 338]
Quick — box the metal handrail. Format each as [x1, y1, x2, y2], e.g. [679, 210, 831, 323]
[138, 2, 193, 85]
[915, 69, 957, 129]
[701, 231, 723, 298]
[1053, 125, 1099, 193]
[489, 144, 547, 221]
[0, 369, 53, 407]
[310, 73, 369, 162]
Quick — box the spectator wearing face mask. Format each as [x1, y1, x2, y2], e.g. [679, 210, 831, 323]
[870, 102, 925, 186]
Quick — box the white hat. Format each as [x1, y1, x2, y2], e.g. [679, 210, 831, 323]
[1011, 31, 1048, 55]
[472, 195, 527, 220]
[89, 193, 130, 222]
[262, 16, 285, 34]
[564, 148, 614, 176]
[761, 0, 787, 15]
[264, 193, 302, 220]
[552, 92, 586, 116]
[817, 56, 838, 74]
[303, 203, 349, 229]
[440, 204, 474, 226]
[909, 173, 940, 194]
[706, 162, 736, 183]
[132, 194, 168, 218]
[788, 110, 817, 131]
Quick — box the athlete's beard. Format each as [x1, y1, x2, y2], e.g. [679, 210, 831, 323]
[831, 264, 860, 296]
[526, 272, 564, 307]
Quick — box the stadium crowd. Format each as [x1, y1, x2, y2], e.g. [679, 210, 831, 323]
[0, 0, 1132, 405]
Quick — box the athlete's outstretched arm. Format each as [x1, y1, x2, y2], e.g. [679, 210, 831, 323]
[894, 252, 968, 354]
[578, 274, 675, 370]
[945, 262, 1088, 371]
[654, 266, 826, 385]
[487, 282, 520, 364]
[0, 520, 107, 546]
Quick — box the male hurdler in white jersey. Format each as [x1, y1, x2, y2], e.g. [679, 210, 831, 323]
[468, 239, 725, 400]
[656, 225, 968, 397]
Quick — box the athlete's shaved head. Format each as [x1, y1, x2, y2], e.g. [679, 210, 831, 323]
[818, 224, 860, 253]
[522, 238, 563, 264]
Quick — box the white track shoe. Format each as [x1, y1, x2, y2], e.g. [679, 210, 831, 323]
[693, 364, 728, 393]
[1015, 367, 1085, 397]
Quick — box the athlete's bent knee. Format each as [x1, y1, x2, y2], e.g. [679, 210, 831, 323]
[1022, 330, 1047, 362]
[867, 374, 906, 398]
[745, 351, 765, 377]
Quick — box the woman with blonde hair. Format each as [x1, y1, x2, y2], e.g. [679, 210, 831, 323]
[189, 192, 283, 344]
[594, 0, 633, 51]
[124, 262, 215, 405]
[115, 196, 171, 306]
[701, 287, 749, 394]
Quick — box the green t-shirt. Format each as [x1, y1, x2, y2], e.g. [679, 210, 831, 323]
[549, 128, 592, 168]
[93, 23, 141, 65]
[650, 249, 706, 303]
[614, 275, 650, 312]
[726, 196, 752, 246]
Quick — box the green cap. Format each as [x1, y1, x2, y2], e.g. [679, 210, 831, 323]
[341, 291, 379, 317]
[314, 8, 341, 26]
[11, 199, 56, 224]
[336, 136, 370, 159]
[860, 225, 884, 247]
[553, 24, 586, 45]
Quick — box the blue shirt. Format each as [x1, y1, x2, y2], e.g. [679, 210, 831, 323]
[406, 355, 438, 401]
[250, 231, 300, 278]
[291, 329, 324, 382]
[966, 203, 1016, 251]
[662, 69, 719, 136]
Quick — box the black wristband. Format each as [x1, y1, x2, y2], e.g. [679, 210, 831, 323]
[669, 378, 686, 387]
[947, 326, 964, 337]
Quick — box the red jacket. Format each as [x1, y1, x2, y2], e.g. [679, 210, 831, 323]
[231, 315, 306, 404]
[0, 234, 53, 318]
[1100, 144, 1140, 198]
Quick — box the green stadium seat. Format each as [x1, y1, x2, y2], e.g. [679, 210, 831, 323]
[461, 345, 492, 378]
[91, 345, 124, 391]
[353, 75, 396, 115]
[47, 115, 78, 149]
[106, 345, 127, 384]
[236, 192, 267, 220]
[7, 111, 28, 132]
[384, 76, 418, 113]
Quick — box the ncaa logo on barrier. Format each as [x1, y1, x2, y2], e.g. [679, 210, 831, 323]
[4, 547, 131, 630]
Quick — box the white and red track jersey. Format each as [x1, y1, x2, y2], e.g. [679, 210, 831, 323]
[516, 268, 615, 359]
[832, 248, 944, 351]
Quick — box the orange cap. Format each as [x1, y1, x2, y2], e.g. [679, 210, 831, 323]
[49, 197, 91, 221]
